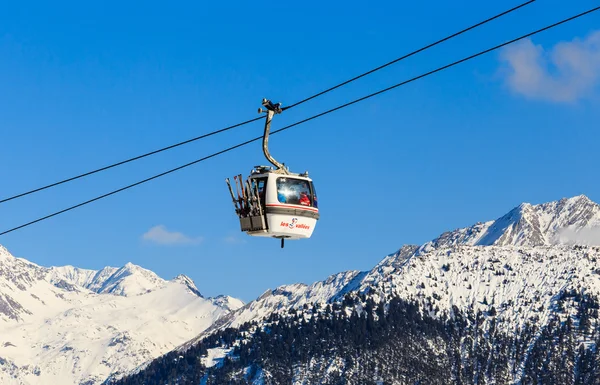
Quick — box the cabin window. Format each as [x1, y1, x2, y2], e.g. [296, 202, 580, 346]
[276, 177, 313, 207]
[251, 178, 268, 205]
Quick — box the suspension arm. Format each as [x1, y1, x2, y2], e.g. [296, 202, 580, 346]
[259, 99, 288, 173]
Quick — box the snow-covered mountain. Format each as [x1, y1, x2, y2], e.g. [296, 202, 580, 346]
[193, 195, 600, 337]
[420, 194, 600, 250]
[124, 194, 600, 384]
[139, 195, 600, 384]
[109, 196, 600, 384]
[0, 247, 243, 385]
[6, 194, 600, 385]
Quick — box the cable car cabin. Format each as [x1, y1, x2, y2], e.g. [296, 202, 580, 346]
[226, 166, 319, 242]
[226, 98, 320, 247]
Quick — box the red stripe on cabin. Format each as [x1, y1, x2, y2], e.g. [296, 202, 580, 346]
[265, 204, 319, 213]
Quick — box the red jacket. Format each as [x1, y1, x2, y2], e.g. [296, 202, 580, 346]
[299, 195, 311, 206]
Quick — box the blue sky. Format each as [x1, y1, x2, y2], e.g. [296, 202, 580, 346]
[1, 1, 599, 302]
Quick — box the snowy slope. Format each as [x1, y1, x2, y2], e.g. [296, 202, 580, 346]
[363, 244, 599, 327]
[193, 195, 600, 340]
[5, 194, 599, 384]
[419, 194, 600, 251]
[47, 263, 167, 297]
[185, 270, 365, 349]
[0, 248, 244, 385]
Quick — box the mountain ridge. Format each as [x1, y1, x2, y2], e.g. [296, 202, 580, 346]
[3, 194, 600, 384]
[178, 194, 600, 354]
[114, 194, 600, 385]
[0, 246, 244, 385]
[419, 194, 600, 253]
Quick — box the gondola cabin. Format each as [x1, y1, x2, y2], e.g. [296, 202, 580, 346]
[226, 166, 319, 244]
[248, 167, 318, 238]
[225, 99, 320, 247]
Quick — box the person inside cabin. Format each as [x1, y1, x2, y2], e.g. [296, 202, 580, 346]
[278, 190, 287, 203]
[299, 191, 311, 206]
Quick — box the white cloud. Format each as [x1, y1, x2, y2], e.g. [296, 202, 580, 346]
[499, 31, 600, 102]
[555, 227, 600, 246]
[142, 225, 202, 245]
[223, 235, 246, 244]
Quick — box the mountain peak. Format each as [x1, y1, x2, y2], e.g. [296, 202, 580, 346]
[0, 249, 243, 385]
[564, 194, 591, 204]
[210, 295, 245, 311]
[172, 274, 194, 284]
[0, 245, 13, 259]
[95, 263, 165, 296]
[121, 262, 143, 272]
[172, 274, 203, 297]
[421, 195, 600, 250]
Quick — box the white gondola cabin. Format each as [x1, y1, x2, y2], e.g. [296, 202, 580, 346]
[226, 99, 320, 247]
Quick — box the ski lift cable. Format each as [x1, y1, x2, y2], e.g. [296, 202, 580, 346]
[0, 116, 264, 204]
[1, 5, 597, 237]
[283, 0, 536, 110]
[0, 1, 534, 205]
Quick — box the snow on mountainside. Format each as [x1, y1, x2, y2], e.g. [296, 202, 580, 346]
[191, 195, 600, 342]
[209, 295, 245, 312]
[117, 194, 600, 385]
[420, 194, 600, 251]
[47, 265, 115, 292]
[48, 262, 183, 297]
[0, 248, 244, 385]
[183, 270, 365, 349]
